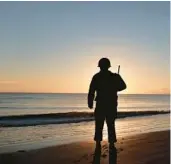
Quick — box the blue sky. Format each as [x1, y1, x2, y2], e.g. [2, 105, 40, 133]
[0, 1, 170, 93]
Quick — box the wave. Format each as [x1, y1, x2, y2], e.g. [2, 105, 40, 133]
[0, 110, 170, 127]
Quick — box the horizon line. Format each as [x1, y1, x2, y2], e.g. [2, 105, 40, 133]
[0, 92, 170, 95]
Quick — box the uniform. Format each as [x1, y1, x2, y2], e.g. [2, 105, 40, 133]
[88, 70, 126, 143]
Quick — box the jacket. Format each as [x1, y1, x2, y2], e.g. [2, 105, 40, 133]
[88, 70, 126, 108]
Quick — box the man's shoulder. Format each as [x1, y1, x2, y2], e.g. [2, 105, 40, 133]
[109, 71, 118, 77]
[109, 72, 121, 81]
[92, 72, 100, 79]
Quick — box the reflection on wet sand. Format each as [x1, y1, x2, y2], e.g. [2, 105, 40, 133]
[92, 143, 117, 164]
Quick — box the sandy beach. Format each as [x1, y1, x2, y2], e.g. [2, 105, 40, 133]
[0, 130, 169, 164]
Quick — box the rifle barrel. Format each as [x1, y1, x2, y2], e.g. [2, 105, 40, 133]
[118, 65, 120, 74]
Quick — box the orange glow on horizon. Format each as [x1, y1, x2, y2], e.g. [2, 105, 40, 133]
[0, 45, 169, 94]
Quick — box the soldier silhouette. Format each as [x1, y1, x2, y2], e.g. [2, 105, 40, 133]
[88, 58, 126, 148]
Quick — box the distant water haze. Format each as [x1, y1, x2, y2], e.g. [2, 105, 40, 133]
[0, 93, 169, 116]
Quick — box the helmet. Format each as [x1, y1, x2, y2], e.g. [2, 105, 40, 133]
[98, 58, 111, 68]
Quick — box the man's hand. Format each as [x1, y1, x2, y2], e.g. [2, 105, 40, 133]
[88, 75, 96, 110]
[88, 102, 93, 109]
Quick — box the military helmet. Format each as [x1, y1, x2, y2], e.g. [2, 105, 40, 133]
[98, 58, 111, 68]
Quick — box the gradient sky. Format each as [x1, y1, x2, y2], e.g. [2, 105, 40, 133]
[0, 1, 170, 94]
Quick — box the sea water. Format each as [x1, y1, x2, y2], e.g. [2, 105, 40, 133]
[0, 93, 170, 153]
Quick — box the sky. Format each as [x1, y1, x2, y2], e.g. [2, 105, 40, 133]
[0, 1, 170, 94]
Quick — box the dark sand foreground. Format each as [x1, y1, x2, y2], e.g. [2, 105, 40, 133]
[0, 130, 170, 164]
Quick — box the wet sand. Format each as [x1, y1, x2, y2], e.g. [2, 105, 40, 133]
[0, 130, 169, 164]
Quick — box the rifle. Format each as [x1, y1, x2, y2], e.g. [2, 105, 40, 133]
[118, 65, 120, 74]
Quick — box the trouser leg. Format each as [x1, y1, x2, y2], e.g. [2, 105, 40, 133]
[106, 117, 116, 143]
[94, 115, 105, 142]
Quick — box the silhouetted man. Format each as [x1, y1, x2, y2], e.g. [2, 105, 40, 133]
[88, 58, 126, 147]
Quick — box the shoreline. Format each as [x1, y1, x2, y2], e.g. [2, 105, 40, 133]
[0, 114, 169, 154]
[0, 111, 169, 127]
[0, 130, 170, 164]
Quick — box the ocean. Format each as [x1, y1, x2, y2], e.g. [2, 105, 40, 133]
[0, 93, 170, 153]
[0, 93, 169, 115]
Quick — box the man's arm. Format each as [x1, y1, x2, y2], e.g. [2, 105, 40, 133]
[88, 76, 96, 109]
[116, 74, 127, 92]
